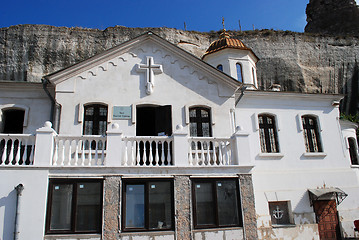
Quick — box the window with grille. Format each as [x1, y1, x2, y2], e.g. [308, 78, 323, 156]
[258, 114, 279, 153]
[302, 115, 322, 152]
[83, 104, 108, 136]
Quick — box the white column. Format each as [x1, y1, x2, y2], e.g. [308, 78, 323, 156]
[231, 126, 254, 166]
[34, 121, 57, 167]
[106, 123, 123, 167]
[172, 125, 189, 167]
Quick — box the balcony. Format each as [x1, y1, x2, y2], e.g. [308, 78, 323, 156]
[0, 122, 254, 168]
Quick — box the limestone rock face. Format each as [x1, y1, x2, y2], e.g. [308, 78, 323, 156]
[305, 0, 359, 36]
[0, 25, 359, 113]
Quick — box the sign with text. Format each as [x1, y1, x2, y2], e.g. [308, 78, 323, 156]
[113, 106, 131, 120]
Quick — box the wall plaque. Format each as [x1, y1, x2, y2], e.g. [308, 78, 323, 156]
[113, 106, 131, 120]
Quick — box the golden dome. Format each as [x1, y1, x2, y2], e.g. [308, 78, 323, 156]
[202, 30, 256, 59]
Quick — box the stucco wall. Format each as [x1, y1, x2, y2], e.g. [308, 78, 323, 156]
[55, 41, 236, 137]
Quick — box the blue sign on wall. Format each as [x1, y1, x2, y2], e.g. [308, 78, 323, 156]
[113, 106, 132, 120]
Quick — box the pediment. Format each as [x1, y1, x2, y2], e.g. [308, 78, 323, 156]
[44, 32, 240, 97]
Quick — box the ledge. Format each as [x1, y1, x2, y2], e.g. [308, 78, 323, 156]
[257, 153, 284, 159]
[272, 224, 296, 228]
[302, 152, 327, 158]
[44, 234, 101, 239]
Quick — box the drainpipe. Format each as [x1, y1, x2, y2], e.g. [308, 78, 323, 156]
[235, 86, 247, 106]
[42, 78, 61, 133]
[14, 184, 24, 240]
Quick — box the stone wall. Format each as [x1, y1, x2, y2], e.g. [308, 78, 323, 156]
[1, 25, 359, 113]
[305, 0, 359, 36]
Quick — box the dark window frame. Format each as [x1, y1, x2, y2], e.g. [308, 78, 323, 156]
[258, 114, 279, 153]
[189, 107, 212, 137]
[302, 115, 323, 152]
[45, 179, 103, 235]
[122, 179, 174, 232]
[348, 137, 359, 165]
[192, 178, 243, 229]
[83, 104, 108, 136]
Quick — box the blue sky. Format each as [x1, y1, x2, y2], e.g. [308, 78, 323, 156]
[1, 0, 310, 32]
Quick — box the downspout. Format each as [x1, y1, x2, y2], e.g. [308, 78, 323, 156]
[14, 184, 24, 240]
[235, 86, 247, 106]
[42, 78, 61, 133]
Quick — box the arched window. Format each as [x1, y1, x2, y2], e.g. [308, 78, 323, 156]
[258, 114, 279, 153]
[236, 63, 243, 83]
[252, 67, 256, 82]
[217, 65, 223, 71]
[189, 107, 212, 137]
[2, 109, 25, 133]
[301, 115, 322, 152]
[348, 137, 358, 165]
[83, 104, 108, 136]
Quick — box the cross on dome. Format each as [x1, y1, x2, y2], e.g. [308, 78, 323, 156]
[137, 56, 163, 95]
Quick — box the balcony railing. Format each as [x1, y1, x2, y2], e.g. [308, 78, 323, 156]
[122, 136, 173, 166]
[189, 137, 231, 166]
[0, 122, 254, 168]
[0, 134, 35, 166]
[53, 135, 106, 166]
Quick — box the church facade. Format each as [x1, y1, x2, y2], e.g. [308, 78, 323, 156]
[0, 31, 358, 240]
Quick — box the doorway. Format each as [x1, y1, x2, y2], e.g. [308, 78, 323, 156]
[313, 200, 341, 240]
[136, 105, 172, 165]
[2, 109, 25, 134]
[136, 105, 172, 137]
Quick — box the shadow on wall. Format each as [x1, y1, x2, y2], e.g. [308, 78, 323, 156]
[340, 63, 359, 116]
[0, 188, 16, 240]
[293, 192, 316, 224]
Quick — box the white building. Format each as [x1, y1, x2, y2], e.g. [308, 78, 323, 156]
[0, 31, 358, 240]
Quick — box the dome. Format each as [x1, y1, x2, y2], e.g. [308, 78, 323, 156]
[202, 31, 258, 60]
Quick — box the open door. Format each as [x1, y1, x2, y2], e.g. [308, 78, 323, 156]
[136, 105, 172, 165]
[136, 105, 172, 136]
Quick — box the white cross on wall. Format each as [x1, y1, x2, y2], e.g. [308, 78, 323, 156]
[136, 56, 163, 95]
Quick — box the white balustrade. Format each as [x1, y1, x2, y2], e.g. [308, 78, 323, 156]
[0, 134, 35, 166]
[122, 136, 173, 166]
[53, 135, 106, 166]
[189, 137, 232, 166]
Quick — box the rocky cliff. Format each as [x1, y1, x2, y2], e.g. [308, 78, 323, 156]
[1, 25, 359, 113]
[305, 0, 359, 36]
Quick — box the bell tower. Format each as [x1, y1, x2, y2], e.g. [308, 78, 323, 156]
[202, 27, 259, 89]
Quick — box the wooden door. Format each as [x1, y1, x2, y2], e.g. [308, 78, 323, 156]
[313, 200, 341, 240]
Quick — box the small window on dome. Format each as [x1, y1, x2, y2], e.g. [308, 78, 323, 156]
[217, 65, 223, 71]
[236, 63, 243, 83]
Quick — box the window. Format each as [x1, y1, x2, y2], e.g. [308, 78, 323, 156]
[268, 201, 291, 225]
[189, 107, 212, 137]
[252, 67, 256, 83]
[45, 179, 103, 234]
[236, 63, 243, 83]
[217, 64, 223, 71]
[122, 179, 173, 231]
[83, 104, 108, 135]
[1, 109, 25, 133]
[348, 137, 359, 165]
[302, 115, 322, 152]
[258, 114, 279, 153]
[192, 178, 242, 229]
